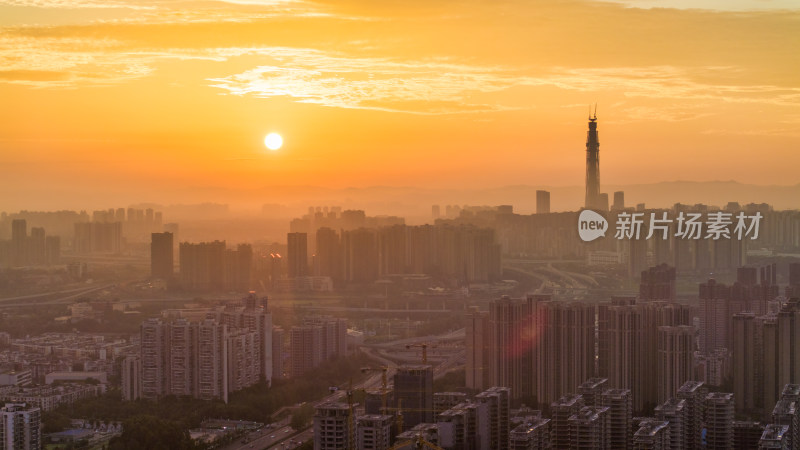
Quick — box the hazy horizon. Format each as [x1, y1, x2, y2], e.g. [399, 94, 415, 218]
[5, 179, 800, 221]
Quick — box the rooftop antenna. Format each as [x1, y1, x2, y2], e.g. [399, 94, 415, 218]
[593, 103, 597, 119]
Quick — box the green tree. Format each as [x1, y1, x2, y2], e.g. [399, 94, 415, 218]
[42, 411, 72, 433]
[290, 403, 315, 430]
[107, 415, 196, 450]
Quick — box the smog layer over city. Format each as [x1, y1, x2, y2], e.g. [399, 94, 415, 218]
[1, 0, 799, 449]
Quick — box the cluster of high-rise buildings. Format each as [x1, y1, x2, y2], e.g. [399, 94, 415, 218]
[126, 294, 349, 402]
[177, 240, 253, 291]
[313, 373, 800, 449]
[314, 363, 511, 450]
[128, 294, 273, 403]
[0, 219, 60, 267]
[466, 292, 693, 411]
[0, 207, 173, 268]
[732, 295, 800, 422]
[467, 262, 800, 422]
[285, 223, 502, 288]
[289, 317, 348, 377]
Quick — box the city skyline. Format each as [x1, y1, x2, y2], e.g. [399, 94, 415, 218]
[1, 0, 799, 212]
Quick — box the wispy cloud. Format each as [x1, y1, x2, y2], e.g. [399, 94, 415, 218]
[207, 48, 521, 114]
[545, 66, 800, 108]
[702, 127, 800, 137]
[0, 0, 156, 9]
[209, 56, 800, 114]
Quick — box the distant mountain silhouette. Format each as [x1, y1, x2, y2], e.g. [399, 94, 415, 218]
[161, 180, 800, 220]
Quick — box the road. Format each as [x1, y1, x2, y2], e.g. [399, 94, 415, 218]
[266, 428, 312, 450]
[220, 420, 298, 450]
[0, 283, 117, 308]
[274, 328, 466, 448]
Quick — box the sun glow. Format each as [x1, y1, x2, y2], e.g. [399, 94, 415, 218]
[264, 133, 283, 151]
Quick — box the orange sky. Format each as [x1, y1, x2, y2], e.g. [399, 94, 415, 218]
[1, 0, 799, 210]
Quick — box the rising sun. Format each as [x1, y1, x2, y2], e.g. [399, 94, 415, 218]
[264, 133, 283, 151]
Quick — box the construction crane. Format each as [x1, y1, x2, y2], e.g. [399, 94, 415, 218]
[346, 380, 356, 450]
[361, 365, 391, 412]
[405, 342, 438, 364]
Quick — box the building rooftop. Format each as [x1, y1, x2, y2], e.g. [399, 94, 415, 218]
[706, 392, 734, 403]
[655, 397, 686, 412]
[510, 417, 550, 435]
[782, 384, 800, 399]
[569, 406, 608, 424]
[678, 381, 705, 394]
[315, 402, 350, 412]
[634, 420, 669, 437]
[772, 399, 797, 416]
[760, 424, 789, 443]
[552, 393, 583, 408]
[578, 378, 608, 390]
[601, 388, 630, 399]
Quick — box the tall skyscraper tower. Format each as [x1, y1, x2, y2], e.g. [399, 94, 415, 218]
[585, 109, 601, 210]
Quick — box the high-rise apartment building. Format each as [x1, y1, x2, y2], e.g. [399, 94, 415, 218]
[759, 424, 790, 449]
[287, 232, 308, 278]
[475, 387, 511, 450]
[289, 317, 346, 378]
[0, 403, 41, 450]
[705, 392, 734, 449]
[639, 264, 676, 302]
[733, 312, 757, 414]
[550, 394, 584, 450]
[272, 326, 284, 379]
[356, 414, 393, 450]
[290, 325, 323, 378]
[179, 240, 226, 291]
[676, 381, 707, 450]
[150, 232, 173, 279]
[466, 308, 491, 391]
[536, 190, 550, 214]
[600, 301, 690, 411]
[509, 416, 550, 449]
[487, 296, 532, 399]
[655, 397, 687, 450]
[657, 325, 694, 404]
[612, 191, 625, 211]
[531, 297, 595, 406]
[568, 406, 610, 449]
[121, 355, 141, 401]
[577, 378, 608, 408]
[393, 365, 434, 431]
[313, 402, 352, 450]
[315, 227, 342, 282]
[140, 318, 168, 400]
[632, 419, 670, 449]
[733, 421, 765, 450]
[601, 389, 632, 450]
